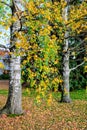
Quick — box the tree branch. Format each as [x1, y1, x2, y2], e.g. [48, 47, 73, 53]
[0, 1, 12, 9]
[69, 39, 86, 51]
[0, 44, 6, 49]
[66, 14, 87, 26]
[70, 61, 85, 72]
[65, 31, 87, 40]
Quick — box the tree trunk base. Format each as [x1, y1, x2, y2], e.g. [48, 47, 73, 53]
[60, 96, 72, 103]
[0, 106, 23, 115]
[0, 107, 9, 115]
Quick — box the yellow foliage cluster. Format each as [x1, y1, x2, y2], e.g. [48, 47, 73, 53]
[84, 66, 87, 72]
[20, 1, 65, 103]
[0, 62, 4, 69]
[15, 32, 29, 51]
[69, 1, 87, 35]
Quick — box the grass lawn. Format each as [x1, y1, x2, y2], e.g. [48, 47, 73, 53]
[0, 88, 87, 100]
[0, 89, 87, 130]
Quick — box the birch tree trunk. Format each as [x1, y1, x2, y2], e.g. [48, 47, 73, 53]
[0, 0, 23, 114]
[61, 1, 71, 103]
[0, 55, 23, 114]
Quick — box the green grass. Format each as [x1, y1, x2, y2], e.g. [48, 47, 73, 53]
[52, 89, 87, 101]
[71, 89, 87, 100]
[0, 89, 87, 101]
[0, 90, 8, 95]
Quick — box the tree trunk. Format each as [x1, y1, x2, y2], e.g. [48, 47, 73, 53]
[0, 55, 23, 114]
[0, 0, 23, 114]
[61, 45, 71, 102]
[61, 2, 71, 103]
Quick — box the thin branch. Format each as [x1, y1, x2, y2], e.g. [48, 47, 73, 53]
[69, 39, 86, 51]
[77, 47, 85, 52]
[0, 1, 12, 9]
[59, 31, 87, 41]
[0, 44, 7, 48]
[70, 61, 85, 72]
[70, 58, 84, 62]
[65, 31, 87, 40]
[66, 14, 87, 26]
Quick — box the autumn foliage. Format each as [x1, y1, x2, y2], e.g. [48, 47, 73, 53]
[12, 0, 87, 98]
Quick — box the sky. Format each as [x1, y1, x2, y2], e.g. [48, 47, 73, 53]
[0, 26, 10, 47]
[0, 0, 24, 48]
[0, 0, 11, 47]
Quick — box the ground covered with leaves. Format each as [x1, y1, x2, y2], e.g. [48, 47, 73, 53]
[0, 93, 87, 130]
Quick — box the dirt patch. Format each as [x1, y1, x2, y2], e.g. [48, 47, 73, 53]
[0, 80, 9, 90]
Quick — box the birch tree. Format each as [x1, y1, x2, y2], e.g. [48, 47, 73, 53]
[0, 0, 24, 114]
[60, 0, 86, 102]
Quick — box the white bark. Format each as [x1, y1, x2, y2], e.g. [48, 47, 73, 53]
[61, 3, 71, 102]
[1, 55, 23, 114]
[0, 0, 23, 114]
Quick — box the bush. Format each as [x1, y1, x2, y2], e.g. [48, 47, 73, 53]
[0, 74, 10, 80]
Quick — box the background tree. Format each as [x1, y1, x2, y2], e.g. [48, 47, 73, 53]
[61, 0, 87, 102]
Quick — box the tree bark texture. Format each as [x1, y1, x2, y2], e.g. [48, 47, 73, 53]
[61, 3, 71, 103]
[0, 0, 23, 114]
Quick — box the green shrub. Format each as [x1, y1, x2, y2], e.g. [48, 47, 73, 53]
[0, 74, 10, 80]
